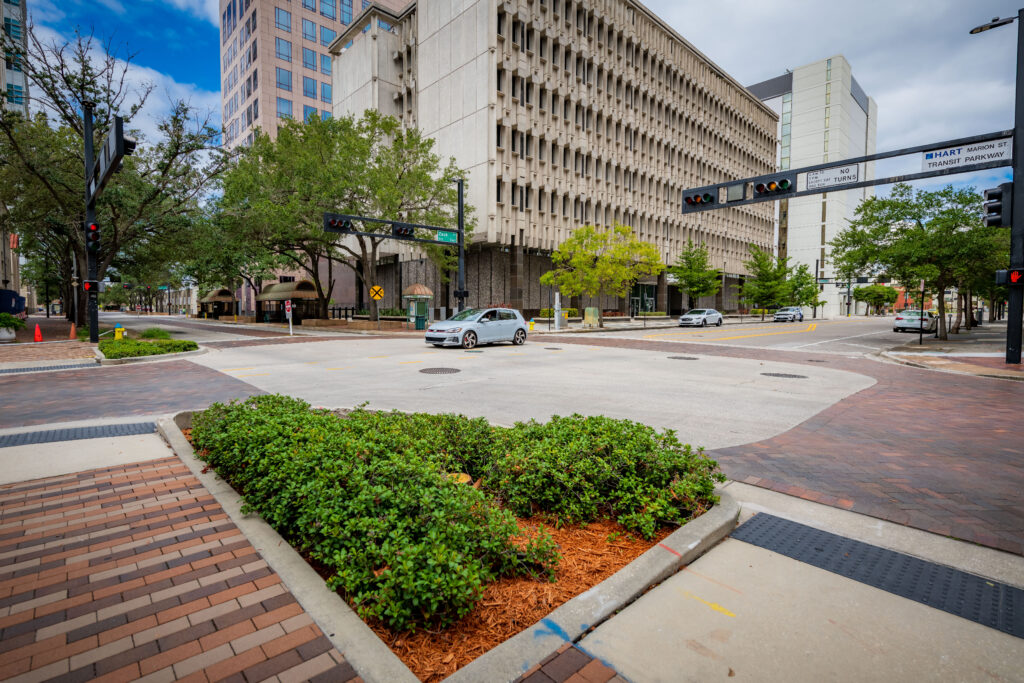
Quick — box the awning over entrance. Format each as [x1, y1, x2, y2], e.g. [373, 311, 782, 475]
[255, 281, 318, 302]
[198, 288, 234, 304]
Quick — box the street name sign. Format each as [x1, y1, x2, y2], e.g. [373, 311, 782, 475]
[921, 137, 1013, 172]
[806, 165, 860, 191]
[437, 231, 457, 244]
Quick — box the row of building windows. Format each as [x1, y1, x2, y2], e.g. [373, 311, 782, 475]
[5, 83, 24, 105]
[274, 67, 331, 101]
[276, 96, 332, 121]
[3, 17, 22, 41]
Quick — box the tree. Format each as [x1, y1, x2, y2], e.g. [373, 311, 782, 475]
[666, 239, 721, 310]
[739, 246, 789, 318]
[787, 263, 825, 310]
[830, 183, 1006, 340]
[540, 223, 664, 327]
[852, 284, 898, 315]
[0, 29, 226, 324]
[220, 111, 470, 320]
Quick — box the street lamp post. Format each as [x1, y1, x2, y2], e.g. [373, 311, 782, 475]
[971, 10, 1024, 363]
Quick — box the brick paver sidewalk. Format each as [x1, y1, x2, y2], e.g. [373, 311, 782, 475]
[0, 457, 359, 682]
[0, 342, 96, 364]
[546, 335, 1024, 556]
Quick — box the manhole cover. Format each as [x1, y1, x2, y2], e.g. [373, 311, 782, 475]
[545, 347, 563, 351]
[420, 367, 461, 375]
[761, 372, 807, 379]
[667, 356, 699, 360]
[807, 360, 827, 363]
[464, 350, 483, 353]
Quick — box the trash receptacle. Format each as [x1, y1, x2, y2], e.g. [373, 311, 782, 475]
[415, 314, 426, 330]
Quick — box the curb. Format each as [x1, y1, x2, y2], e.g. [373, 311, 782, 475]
[158, 410, 738, 683]
[157, 412, 418, 683]
[880, 350, 1024, 382]
[98, 347, 209, 365]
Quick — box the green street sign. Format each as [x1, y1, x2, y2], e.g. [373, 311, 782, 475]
[436, 230, 457, 243]
[816, 278, 831, 284]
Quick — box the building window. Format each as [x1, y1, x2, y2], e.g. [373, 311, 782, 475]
[303, 47, 316, 69]
[276, 67, 292, 91]
[274, 7, 291, 32]
[3, 18, 22, 41]
[277, 97, 293, 118]
[303, 0, 315, 9]
[275, 37, 292, 61]
[321, 54, 331, 75]
[5, 84, 24, 105]
[340, 0, 353, 24]
[303, 104, 318, 121]
[5, 50, 21, 72]
[321, 82, 332, 103]
[496, 178, 503, 204]
[322, 110, 332, 120]
[320, 0, 336, 20]
[320, 26, 336, 46]
[496, 124, 503, 148]
[302, 19, 316, 41]
[303, 76, 317, 98]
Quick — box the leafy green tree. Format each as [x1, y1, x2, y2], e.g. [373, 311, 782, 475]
[220, 111, 470, 320]
[0, 30, 226, 324]
[540, 223, 664, 327]
[787, 263, 825, 310]
[667, 239, 721, 310]
[830, 183, 1005, 339]
[739, 246, 789, 318]
[852, 284, 899, 315]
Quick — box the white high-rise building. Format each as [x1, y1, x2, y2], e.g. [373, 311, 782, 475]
[748, 55, 877, 317]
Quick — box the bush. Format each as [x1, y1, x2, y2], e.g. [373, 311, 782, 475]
[139, 327, 172, 339]
[538, 308, 579, 318]
[636, 311, 667, 317]
[99, 338, 198, 358]
[190, 397, 726, 630]
[192, 396, 558, 632]
[748, 308, 775, 315]
[0, 313, 26, 332]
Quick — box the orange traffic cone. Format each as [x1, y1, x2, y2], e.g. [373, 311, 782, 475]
[34, 324, 43, 342]
[69, 323, 77, 340]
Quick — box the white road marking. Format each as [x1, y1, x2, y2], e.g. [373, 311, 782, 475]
[790, 330, 891, 349]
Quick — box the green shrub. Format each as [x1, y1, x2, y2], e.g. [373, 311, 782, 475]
[636, 311, 667, 317]
[139, 327, 172, 339]
[538, 308, 579, 318]
[99, 338, 198, 358]
[191, 397, 558, 632]
[190, 397, 725, 630]
[0, 313, 26, 332]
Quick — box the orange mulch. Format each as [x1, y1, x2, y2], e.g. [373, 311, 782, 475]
[369, 517, 673, 682]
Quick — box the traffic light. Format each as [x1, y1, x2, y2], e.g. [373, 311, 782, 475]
[392, 223, 415, 238]
[983, 182, 1012, 227]
[83, 280, 99, 294]
[997, 269, 1024, 286]
[122, 283, 134, 289]
[754, 177, 794, 196]
[86, 222, 100, 254]
[323, 213, 355, 233]
[683, 191, 715, 209]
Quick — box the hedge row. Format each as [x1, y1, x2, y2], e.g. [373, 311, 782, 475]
[98, 338, 198, 358]
[191, 395, 725, 631]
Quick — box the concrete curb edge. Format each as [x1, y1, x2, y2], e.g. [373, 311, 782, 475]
[158, 410, 738, 683]
[156, 412, 419, 683]
[445, 489, 739, 682]
[880, 350, 1024, 382]
[99, 347, 209, 365]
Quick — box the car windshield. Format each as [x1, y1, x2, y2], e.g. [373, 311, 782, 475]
[902, 311, 923, 318]
[780, 308, 797, 312]
[684, 310, 706, 315]
[448, 308, 482, 321]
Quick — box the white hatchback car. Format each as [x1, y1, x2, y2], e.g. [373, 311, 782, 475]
[893, 310, 937, 333]
[678, 309, 723, 327]
[425, 308, 528, 348]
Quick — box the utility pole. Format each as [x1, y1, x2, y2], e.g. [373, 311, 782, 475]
[82, 103, 99, 343]
[1010, 7, 1024, 363]
[456, 178, 467, 312]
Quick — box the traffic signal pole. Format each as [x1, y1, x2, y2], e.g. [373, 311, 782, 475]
[1008, 7, 1024, 363]
[457, 179, 467, 312]
[83, 102, 99, 344]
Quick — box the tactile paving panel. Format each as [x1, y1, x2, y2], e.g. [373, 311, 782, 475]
[0, 363, 98, 375]
[732, 513, 1023, 639]
[0, 422, 157, 448]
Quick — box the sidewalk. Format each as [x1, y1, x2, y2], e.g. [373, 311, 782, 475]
[881, 319, 1024, 380]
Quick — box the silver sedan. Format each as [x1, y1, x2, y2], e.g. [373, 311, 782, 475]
[678, 309, 723, 327]
[893, 310, 937, 333]
[425, 308, 528, 348]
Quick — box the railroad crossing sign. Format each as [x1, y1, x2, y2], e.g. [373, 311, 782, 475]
[370, 285, 384, 300]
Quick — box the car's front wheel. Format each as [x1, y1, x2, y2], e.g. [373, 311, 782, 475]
[462, 331, 478, 349]
[701, 319, 707, 327]
[512, 329, 526, 345]
[716, 318, 723, 326]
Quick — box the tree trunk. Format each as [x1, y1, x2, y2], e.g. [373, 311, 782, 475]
[936, 290, 948, 340]
[951, 293, 963, 333]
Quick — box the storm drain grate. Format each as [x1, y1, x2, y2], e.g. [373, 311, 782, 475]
[732, 513, 1024, 639]
[807, 360, 827, 363]
[667, 356, 699, 361]
[761, 372, 807, 379]
[419, 367, 461, 375]
[0, 363, 98, 375]
[0, 422, 157, 449]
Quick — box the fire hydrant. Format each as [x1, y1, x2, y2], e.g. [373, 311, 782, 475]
[529, 319, 535, 331]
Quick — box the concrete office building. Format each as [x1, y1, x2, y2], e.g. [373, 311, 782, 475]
[748, 55, 877, 318]
[329, 0, 777, 315]
[2, 0, 29, 313]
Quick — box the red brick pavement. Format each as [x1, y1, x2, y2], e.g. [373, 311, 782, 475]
[514, 644, 624, 683]
[0, 361, 261, 429]
[0, 342, 96, 363]
[0, 457, 360, 683]
[545, 336, 1024, 556]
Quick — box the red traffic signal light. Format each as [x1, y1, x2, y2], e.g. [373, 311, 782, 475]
[683, 192, 715, 207]
[392, 224, 415, 238]
[754, 178, 793, 195]
[86, 222, 100, 253]
[323, 213, 354, 233]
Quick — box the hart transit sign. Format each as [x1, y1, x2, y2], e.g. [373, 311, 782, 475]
[922, 137, 1013, 172]
[806, 164, 860, 191]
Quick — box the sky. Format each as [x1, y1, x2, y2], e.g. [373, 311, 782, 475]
[25, 0, 1023, 193]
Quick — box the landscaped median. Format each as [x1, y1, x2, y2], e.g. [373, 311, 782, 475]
[163, 396, 736, 681]
[96, 337, 204, 364]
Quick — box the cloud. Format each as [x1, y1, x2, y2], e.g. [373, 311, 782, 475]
[159, 0, 220, 26]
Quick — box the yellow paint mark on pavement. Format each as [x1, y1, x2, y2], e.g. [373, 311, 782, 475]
[676, 588, 736, 617]
[702, 323, 816, 342]
[400, 360, 423, 364]
[367, 355, 389, 359]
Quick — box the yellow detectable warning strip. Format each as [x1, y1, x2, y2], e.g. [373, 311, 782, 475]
[676, 588, 737, 617]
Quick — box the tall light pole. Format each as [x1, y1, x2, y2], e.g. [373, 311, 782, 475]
[971, 10, 1024, 363]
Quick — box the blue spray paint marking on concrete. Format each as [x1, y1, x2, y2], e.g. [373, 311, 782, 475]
[534, 618, 572, 642]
